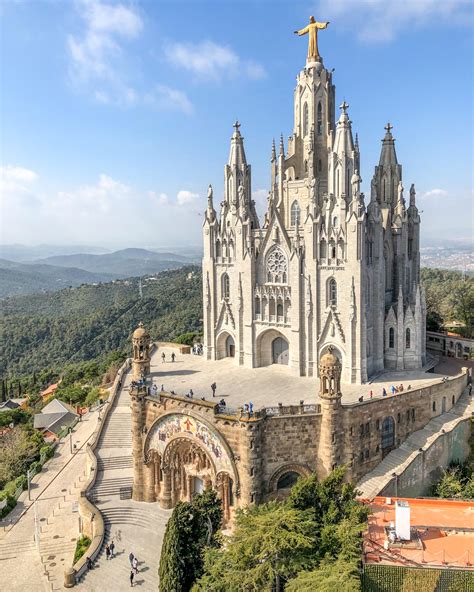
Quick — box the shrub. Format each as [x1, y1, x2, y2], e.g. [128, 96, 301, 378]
[40, 444, 54, 460]
[174, 332, 201, 346]
[73, 535, 91, 564]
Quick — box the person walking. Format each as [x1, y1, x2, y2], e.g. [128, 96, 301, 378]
[211, 382, 217, 397]
[161, 352, 166, 363]
[86, 557, 93, 570]
[110, 540, 115, 558]
[132, 556, 139, 574]
[171, 352, 176, 362]
[130, 570, 135, 587]
[105, 544, 110, 560]
[129, 552, 134, 568]
[249, 401, 254, 415]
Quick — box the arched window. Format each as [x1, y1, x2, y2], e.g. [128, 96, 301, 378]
[330, 240, 336, 260]
[336, 169, 340, 196]
[216, 240, 221, 259]
[381, 417, 395, 452]
[317, 101, 322, 135]
[255, 297, 261, 315]
[303, 102, 308, 137]
[304, 160, 308, 173]
[383, 178, 386, 200]
[269, 299, 276, 317]
[228, 240, 234, 261]
[291, 201, 301, 227]
[319, 239, 327, 259]
[221, 273, 230, 299]
[277, 302, 283, 319]
[405, 328, 411, 349]
[333, 216, 339, 228]
[222, 239, 227, 260]
[318, 158, 322, 172]
[328, 278, 337, 306]
[277, 471, 300, 490]
[389, 327, 395, 349]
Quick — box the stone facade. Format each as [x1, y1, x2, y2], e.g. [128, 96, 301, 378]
[130, 344, 468, 513]
[202, 51, 426, 384]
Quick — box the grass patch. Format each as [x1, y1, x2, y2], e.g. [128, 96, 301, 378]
[73, 535, 91, 564]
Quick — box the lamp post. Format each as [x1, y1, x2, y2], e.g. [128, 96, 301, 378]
[68, 426, 73, 454]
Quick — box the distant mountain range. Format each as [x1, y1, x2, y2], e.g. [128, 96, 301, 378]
[0, 247, 201, 298]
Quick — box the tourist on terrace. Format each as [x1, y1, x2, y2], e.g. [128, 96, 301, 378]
[161, 352, 166, 363]
[369, 390, 373, 399]
[161, 384, 164, 392]
[211, 382, 217, 397]
[249, 401, 254, 415]
[219, 398, 226, 407]
[382, 388, 387, 397]
[171, 352, 176, 362]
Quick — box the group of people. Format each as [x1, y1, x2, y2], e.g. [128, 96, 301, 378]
[242, 401, 254, 415]
[161, 351, 176, 363]
[86, 543, 141, 587]
[192, 343, 204, 355]
[358, 384, 413, 403]
[129, 552, 139, 587]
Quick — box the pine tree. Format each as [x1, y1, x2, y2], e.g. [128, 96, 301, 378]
[1, 380, 6, 403]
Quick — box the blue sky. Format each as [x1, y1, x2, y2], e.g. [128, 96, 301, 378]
[1, 0, 473, 248]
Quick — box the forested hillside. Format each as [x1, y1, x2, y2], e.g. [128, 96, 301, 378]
[0, 266, 202, 376]
[421, 268, 474, 337]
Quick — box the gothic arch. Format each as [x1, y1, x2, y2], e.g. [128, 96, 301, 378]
[268, 463, 312, 493]
[256, 328, 290, 367]
[216, 330, 236, 359]
[144, 411, 239, 490]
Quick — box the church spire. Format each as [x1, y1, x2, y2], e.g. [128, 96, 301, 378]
[333, 101, 355, 156]
[379, 122, 398, 167]
[228, 120, 247, 166]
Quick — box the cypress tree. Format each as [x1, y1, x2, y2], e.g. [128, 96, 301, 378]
[1, 380, 6, 403]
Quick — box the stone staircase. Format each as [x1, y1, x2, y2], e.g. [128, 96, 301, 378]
[357, 390, 472, 499]
[77, 374, 172, 591]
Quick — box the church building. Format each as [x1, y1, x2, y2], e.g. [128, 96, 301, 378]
[202, 30, 426, 384]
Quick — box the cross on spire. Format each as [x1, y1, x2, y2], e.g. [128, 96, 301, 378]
[384, 122, 393, 134]
[233, 120, 241, 131]
[339, 100, 349, 113]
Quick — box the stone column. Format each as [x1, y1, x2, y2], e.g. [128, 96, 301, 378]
[143, 460, 156, 502]
[222, 475, 230, 523]
[187, 475, 194, 501]
[160, 467, 173, 509]
[154, 455, 161, 497]
[131, 386, 146, 501]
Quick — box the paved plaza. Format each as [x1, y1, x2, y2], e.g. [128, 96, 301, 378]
[151, 346, 449, 409]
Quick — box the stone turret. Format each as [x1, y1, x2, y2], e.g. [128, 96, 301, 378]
[318, 346, 343, 478]
[132, 322, 151, 381]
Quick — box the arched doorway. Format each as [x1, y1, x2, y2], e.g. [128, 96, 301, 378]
[272, 336, 289, 365]
[381, 416, 395, 457]
[216, 331, 236, 360]
[226, 335, 235, 358]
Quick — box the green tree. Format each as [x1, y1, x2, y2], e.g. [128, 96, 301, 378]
[159, 489, 222, 592]
[193, 503, 316, 592]
[451, 281, 474, 337]
[286, 557, 361, 592]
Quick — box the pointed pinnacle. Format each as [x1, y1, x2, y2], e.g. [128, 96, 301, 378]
[279, 133, 284, 156]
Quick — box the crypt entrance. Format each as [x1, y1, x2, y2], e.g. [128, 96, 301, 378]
[143, 413, 237, 523]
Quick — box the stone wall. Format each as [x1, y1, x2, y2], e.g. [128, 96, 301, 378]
[380, 417, 472, 498]
[342, 370, 468, 482]
[135, 369, 468, 510]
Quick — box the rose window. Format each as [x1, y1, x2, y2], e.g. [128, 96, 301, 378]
[267, 249, 287, 283]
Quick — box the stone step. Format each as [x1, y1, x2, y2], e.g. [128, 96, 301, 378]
[97, 457, 133, 471]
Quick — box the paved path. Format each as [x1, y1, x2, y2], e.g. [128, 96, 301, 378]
[77, 371, 171, 591]
[357, 389, 473, 499]
[0, 410, 100, 592]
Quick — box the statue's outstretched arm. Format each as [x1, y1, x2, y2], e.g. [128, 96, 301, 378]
[295, 25, 309, 36]
[316, 21, 330, 29]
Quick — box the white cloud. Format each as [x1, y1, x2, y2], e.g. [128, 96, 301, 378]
[67, 0, 143, 104]
[420, 188, 449, 199]
[252, 188, 269, 218]
[144, 85, 194, 115]
[0, 165, 39, 205]
[0, 165, 38, 184]
[148, 191, 169, 205]
[316, 0, 472, 42]
[165, 40, 266, 81]
[177, 190, 199, 206]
